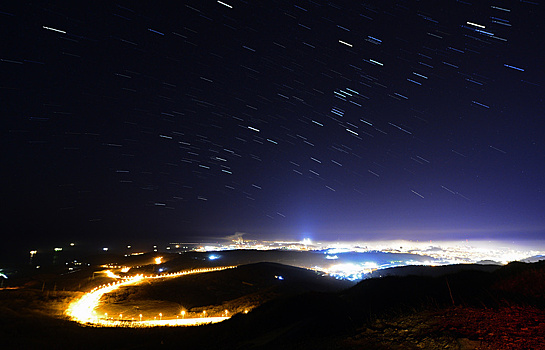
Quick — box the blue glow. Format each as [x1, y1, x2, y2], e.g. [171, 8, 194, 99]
[326, 247, 350, 254]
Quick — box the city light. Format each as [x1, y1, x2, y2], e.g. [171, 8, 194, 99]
[188, 238, 545, 281]
[324, 262, 380, 281]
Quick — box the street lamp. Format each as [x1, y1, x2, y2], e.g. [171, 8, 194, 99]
[139, 314, 142, 321]
[159, 313, 162, 320]
[181, 310, 186, 319]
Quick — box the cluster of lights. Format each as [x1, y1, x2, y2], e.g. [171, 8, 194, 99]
[193, 238, 320, 252]
[66, 266, 237, 327]
[323, 262, 380, 281]
[125, 252, 144, 256]
[100, 264, 125, 269]
[104, 270, 121, 279]
[189, 239, 545, 281]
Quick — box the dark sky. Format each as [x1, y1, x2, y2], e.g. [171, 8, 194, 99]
[2, 1, 544, 250]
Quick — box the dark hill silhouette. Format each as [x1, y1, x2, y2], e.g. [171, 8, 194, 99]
[3, 261, 545, 349]
[367, 263, 500, 279]
[169, 260, 545, 349]
[103, 262, 353, 317]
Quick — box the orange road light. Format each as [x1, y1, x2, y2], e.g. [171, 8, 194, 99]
[65, 266, 236, 327]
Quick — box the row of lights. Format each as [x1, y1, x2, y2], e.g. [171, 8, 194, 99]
[31, 242, 196, 260]
[103, 309, 231, 322]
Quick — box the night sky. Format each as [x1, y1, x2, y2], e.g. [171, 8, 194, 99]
[3, 1, 544, 251]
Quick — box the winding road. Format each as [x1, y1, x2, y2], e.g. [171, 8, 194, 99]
[66, 266, 236, 327]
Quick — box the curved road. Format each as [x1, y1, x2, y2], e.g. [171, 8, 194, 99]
[66, 266, 236, 327]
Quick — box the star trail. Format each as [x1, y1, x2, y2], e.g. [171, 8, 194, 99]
[2, 1, 544, 252]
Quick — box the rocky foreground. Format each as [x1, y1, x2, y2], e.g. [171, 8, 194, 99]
[345, 306, 545, 350]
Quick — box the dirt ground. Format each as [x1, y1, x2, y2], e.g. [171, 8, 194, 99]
[343, 305, 545, 350]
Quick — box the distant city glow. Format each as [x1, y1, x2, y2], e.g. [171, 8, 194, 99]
[326, 247, 351, 254]
[190, 238, 545, 281]
[325, 262, 380, 281]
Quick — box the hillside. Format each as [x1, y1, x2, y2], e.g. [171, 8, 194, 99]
[99, 262, 353, 318]
[367, 263, 501, 279]
[174, 260, 545, 349]
[2, 260, 545, 349]
[203, 260, 545, 349]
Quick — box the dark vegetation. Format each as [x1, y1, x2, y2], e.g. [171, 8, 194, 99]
[1, 260, 545, 349]
[367, 263, 500, 279]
